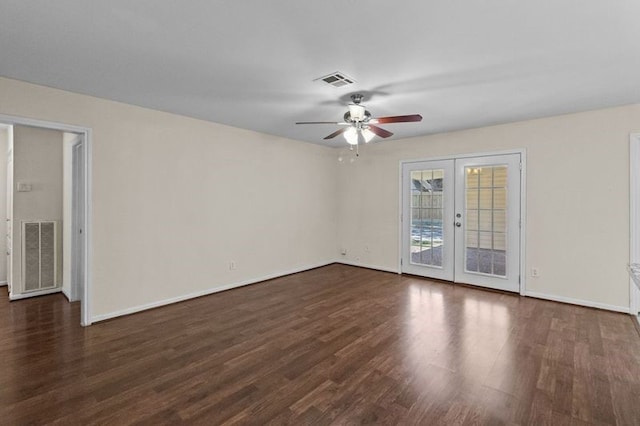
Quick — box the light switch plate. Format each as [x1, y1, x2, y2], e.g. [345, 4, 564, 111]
[17, 182, 32, 192]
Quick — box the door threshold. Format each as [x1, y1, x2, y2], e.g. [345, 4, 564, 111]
[400, 272, 519, 295]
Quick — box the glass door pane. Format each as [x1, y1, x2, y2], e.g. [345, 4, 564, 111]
[410, 169, 444, 267]
[464, 165, 507, 276]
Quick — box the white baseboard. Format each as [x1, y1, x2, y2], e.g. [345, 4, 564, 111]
[0, 280, 7, 287]
[89, 261, 633, 323]
[336, 263, 631, 314]
[92, 261, 334, 323]
[335, 259, 399, 274]
[525, 290, 630, 314]
[61, 287, 74, 302]
[10, 287, 62, 300]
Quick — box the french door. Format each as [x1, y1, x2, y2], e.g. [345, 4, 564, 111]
[401, 153, 521, 292]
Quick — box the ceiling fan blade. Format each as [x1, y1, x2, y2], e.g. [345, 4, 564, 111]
[323, 127, 349, 140]
[368, 125, 393, 138]
[371, 114, 423, 124]
[296, 121, 348, 125]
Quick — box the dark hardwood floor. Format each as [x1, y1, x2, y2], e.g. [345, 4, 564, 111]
[1, 264, 639, 425]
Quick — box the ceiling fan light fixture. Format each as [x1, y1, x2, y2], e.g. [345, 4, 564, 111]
[362, 128, 375, 143]
[348, 104, 366, 121]
[344, 127, 359, 145]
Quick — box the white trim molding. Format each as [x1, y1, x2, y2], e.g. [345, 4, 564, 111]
[61, 287, 77, 302]
[0, 113, 93, 326]
[10, 287, 62, 301]
[92, 261, 335, 323]
[519, 151, 527, 297]
[336, 260, 399, 274]
[525, 290, 630, 314]
[630, 133, 640, 320]
[338, 261, 628, 314]
[0, 280, 7, 287]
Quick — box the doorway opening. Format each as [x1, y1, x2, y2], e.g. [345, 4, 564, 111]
[0, 114, 91, 326]
[400, 151, 525, 294]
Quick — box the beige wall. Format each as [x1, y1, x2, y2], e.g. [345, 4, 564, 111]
[0, 76, 338, 319]
[1, 75, 637, 317]
[337, 104, 640, 310]
[12, 125, 64, 294]
[0, 127, 7, 284]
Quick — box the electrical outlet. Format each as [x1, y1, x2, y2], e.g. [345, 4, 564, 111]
[531, 267, 540, 278]
[229, 261, 237, 270]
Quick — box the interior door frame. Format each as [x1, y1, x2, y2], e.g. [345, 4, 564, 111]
[398, 149, 527, 295]
[0, 113, 93, 326]
[71, 139, 85, 303]
[629, 133, 640, 320]
[4, 124, 13, 292]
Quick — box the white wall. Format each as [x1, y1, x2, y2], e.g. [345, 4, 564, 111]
[0, 127, 7, 284]
[12, 125, 64, 294]
[0, 76, 338, 320]
[337, 105, 640, 311]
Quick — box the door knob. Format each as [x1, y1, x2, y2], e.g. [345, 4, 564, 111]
[455, 222, 462, 227]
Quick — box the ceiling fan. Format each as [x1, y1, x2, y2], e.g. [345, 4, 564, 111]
[296, 94, 422, 145]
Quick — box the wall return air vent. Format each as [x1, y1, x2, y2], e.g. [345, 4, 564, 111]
[314, 72, 356, 88]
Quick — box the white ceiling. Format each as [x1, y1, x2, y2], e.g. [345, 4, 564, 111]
[1, 1, 639, 147]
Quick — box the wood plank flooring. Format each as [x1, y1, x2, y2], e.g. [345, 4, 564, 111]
[1, 264, 639, 425]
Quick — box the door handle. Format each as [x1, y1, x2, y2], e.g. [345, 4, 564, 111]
[455, 222, 462, 227]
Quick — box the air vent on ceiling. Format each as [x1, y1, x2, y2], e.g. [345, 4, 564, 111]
[314, 72, 356, 88]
